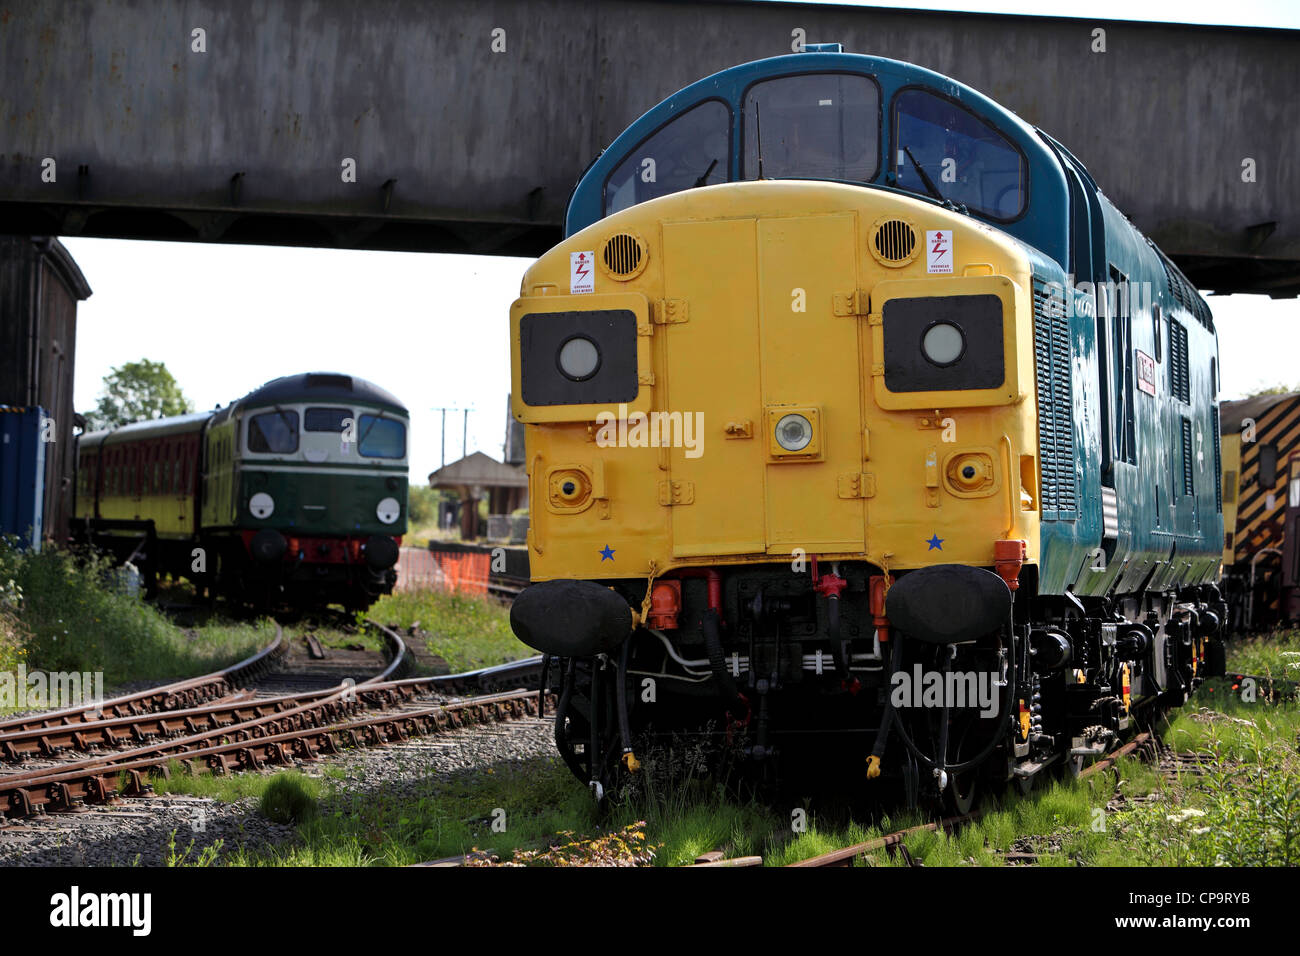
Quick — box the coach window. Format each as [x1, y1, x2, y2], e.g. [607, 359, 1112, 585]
[603, 99, 731, 217]
[357, 415, 406, 459]
[247, 410, 299, 454]
[892, 88, 1026, 220]
[741, 73, 879, 181]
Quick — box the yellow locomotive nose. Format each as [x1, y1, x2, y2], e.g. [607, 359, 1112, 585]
[511, 182, 1042, 577]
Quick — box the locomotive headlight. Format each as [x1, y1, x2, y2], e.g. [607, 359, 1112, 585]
[556, 335, 601, 381]
[249, 492, 275, 519]
[921, 321, 966, 367]
[376, 497, 401, 524]
[774, 414, 813, 452]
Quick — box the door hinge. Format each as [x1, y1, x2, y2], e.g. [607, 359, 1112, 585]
[838, 473, 876, 499]
[658, 479, 695, 506]
[833, 290, 870, 316]
[654, 298, 689, 324]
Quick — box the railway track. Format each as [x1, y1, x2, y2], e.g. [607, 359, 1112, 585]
[0, 619, 550, 822]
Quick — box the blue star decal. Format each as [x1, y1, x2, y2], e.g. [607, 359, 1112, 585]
[599, 545, 616, 561]
[926, 534, 944, 551]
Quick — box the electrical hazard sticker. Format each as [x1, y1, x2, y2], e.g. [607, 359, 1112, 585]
[1137, 350, 1156, 396]
[926, 230, 953, 274]
[570, 251, 595, 294]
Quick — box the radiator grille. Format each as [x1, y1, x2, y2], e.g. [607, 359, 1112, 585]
[601, 233, 645, 279]
[1032, 277, 1077, 519]
[872, 219, 916, 264]
[1170, 319, 1190, 403]
[1213, 406, 1222, 512]
[1181, 417, 1195, 497]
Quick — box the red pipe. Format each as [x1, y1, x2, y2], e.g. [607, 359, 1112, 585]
[669, 568, 722, 614]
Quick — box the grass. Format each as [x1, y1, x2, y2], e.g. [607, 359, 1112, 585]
[1223, 627, 1300, 681]
[0, 541, 268, 701]
[226, 756, 597, 866]
[369, 587, 532, 673]
[149, 759, 293, 803]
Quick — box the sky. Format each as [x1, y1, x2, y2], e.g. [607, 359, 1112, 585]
[759, 0, 1300, 28]
[61, 1, 1300, 484]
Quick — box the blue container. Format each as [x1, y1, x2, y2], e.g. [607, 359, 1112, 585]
[0, 405, 47, 550]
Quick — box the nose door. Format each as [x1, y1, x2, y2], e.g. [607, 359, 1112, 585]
[661, 218, 767, 558]
[757, 214, 866, 555]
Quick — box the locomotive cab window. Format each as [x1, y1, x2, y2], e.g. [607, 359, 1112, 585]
[247, 410, 299, 454]
[603, 99, 731, 217]
[357, 415, 406, 459]
[741, 73, 880, 182]
[892, 88, 1026, 220]
[304, 407, 352, 432]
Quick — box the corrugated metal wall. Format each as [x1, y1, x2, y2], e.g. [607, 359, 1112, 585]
[0, 237, 92, 544]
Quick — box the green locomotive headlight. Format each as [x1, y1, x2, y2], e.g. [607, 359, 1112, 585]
[376, 496, 401, 524]
[249, 492, 275, 519]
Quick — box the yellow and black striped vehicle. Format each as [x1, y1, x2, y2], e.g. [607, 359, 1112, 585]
[1220, 391, 1300, 629]
[73, 372, 409, 610]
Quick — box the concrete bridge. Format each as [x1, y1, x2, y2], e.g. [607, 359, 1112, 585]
[1, 1, 1296, 295]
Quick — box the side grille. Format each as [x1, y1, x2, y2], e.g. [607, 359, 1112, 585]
[1169, 320, 1190, 403]
[601, 233, 645, 279]
[871, 219, 916, 265]
[1101, 486, 1119, 539]
[1032, 276, 1077, 520]
[1213, 406, 1222, 512]
[1181, 417, 1195, 497]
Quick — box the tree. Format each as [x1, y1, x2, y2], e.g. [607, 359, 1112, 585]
[1244, 383, 1299, 399]
[86, 359, 194, 430]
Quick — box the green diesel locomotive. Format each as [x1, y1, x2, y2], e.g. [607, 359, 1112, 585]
[74, 372, 409, 611]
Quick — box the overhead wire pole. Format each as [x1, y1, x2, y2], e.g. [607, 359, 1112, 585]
[432, 405, 474, 467]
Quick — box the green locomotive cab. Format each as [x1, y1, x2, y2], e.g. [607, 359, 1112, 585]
[201, 372, 409, 610]
[75, 372, 409, 612]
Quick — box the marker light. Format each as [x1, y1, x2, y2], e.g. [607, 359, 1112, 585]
[775, 413, 814, 452]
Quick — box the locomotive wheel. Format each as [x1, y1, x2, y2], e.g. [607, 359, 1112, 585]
[1014, 768, 1037, 796]
[944, 721, 981, 815]
[946, 768, 980, 815]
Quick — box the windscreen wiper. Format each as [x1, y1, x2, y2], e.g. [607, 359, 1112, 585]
[693, 158, 718, 188]
[902, 146, 944, 202]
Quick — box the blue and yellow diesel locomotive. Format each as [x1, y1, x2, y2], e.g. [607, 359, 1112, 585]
[508, 47, 1225, 806]
[75, 372, 409, 611]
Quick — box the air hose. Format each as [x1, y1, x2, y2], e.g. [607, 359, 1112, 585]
[880, 617, 1016, 778]
[702, 608, 745, 709]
